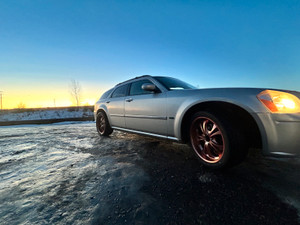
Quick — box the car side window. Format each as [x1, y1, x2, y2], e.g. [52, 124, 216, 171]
[100, 88, 113, 99]
[129, 80, 155, 96]
[111, 85, 128, 98]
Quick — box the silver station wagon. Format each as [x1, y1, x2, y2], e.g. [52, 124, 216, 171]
[94, 75, 300, 169]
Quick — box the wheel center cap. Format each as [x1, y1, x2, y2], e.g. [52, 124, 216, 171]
[205, 135, 210, 142]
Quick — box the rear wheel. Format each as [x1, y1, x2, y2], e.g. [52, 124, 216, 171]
[96, 111, 113, 136]
[189, 111, 247, 169]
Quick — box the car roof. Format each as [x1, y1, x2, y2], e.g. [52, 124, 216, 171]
[115, 75, 153, 87]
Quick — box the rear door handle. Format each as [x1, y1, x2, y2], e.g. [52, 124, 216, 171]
[106, 101, 110, 104]
[125, 98, 133, 102]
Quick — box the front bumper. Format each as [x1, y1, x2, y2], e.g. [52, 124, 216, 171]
[256, 113, 300, 156]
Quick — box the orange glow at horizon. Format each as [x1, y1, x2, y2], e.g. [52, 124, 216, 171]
[0, 76, 114, 109]
[1, 87, 101, 109]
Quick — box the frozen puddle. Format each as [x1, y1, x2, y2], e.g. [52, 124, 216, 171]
[0, 123, 151, 224]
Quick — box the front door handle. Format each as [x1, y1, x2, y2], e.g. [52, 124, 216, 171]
[125, 98, 133, 102]
[106, 101, 110, 104]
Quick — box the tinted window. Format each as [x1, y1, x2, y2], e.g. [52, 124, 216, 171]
[100, 88, 113, 99]
[111, 85, 128, 98]
[129, 80, 155, 96]
[154, 77, 196, 90]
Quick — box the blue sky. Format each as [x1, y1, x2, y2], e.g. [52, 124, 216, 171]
[0, 0, 299, 108]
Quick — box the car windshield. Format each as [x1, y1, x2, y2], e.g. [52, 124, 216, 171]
[154, 76, 197, 90]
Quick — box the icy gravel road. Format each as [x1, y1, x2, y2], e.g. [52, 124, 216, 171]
[0, 122, 299, 225]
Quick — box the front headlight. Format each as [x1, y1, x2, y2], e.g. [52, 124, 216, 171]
[257, 90, 300, 113]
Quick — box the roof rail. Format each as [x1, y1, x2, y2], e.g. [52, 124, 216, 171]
[115, 75, 152, 86]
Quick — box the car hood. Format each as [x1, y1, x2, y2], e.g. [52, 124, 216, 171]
[173, 87, 300, 99]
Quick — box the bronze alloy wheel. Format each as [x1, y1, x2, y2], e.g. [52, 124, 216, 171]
[96, 111, 113, 136]
[97, 113, 106, 135]
[190, 116, 225, 163]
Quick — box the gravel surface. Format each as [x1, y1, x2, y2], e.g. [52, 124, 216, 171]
[0, 122, 299, 225]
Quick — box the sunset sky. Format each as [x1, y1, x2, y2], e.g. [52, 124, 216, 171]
[1, 0, 300, 109]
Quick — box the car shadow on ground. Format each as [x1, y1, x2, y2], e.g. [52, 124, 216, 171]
[93, 131, 299, 225]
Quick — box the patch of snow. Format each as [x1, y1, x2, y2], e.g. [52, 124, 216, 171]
[0, 108, 94, 122]
[0, 121, 94, 129]
[198, 172, 216, 183]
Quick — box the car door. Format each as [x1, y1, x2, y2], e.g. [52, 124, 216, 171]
[106, 84, 129, 128]
[125, 79, 167, 135]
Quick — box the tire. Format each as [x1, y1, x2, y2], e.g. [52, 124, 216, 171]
[189, 111, 247, 169]
[96, 111, 113, 136]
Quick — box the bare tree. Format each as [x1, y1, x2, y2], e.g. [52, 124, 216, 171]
[69, 79, 81, 106]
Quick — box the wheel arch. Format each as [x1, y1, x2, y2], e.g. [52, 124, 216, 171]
[95, 104, 111, 124]
[178, 101, 263, 149]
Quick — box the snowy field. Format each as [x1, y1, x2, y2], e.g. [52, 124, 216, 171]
[0, 122, 299, 225]
[0, 107, 94, 126]
[0, 107, 93, 122]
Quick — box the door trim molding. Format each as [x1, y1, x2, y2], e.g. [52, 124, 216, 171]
[111, 126, 179, 141]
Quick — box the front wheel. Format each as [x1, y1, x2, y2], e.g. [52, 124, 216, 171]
[96, 111, 113, 136]
[189, 111, 247, 169]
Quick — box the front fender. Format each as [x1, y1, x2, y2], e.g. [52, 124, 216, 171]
[173, 96, 266, 141]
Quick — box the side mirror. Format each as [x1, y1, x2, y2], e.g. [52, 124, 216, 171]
[141, 83, 158, 92]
